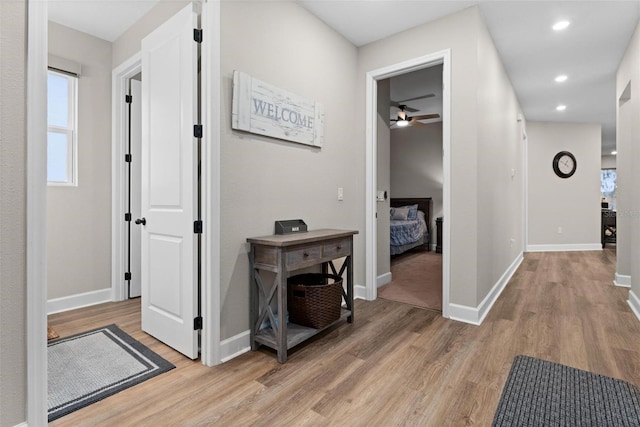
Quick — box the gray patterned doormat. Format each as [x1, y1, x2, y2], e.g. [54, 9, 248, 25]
[492, 355, 640, 426]
[48, 324, 175, 422]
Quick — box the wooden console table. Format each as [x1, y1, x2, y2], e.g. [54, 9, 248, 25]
[247, 229, 358, 363]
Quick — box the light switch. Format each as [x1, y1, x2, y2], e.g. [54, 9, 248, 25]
[338, 187, 344, 201]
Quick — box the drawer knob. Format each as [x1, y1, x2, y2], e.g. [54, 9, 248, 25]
[337, 246, 341, 250]
[303, 252, 309, 257]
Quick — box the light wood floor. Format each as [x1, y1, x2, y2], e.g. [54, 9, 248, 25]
[49, 248, 640, 426]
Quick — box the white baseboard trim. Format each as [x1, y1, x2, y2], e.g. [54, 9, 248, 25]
[355, 284, 368, 300]
[13, 423, 28, 427]
[628, 290, 640, 323]
[377, 272, 392, 288]
[220, 330, 250, 363]
[448, 253, 523, 325]
[614, 273, 631, 288]
[47, 288, 113, 315]
[526, 243, 602, 252]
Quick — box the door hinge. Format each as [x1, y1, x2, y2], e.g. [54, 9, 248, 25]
[194, 124, 203, 139]
[193, 316, 203, 330]
[125, 94, 133, 104]
[194, 220, 203, 234]
[125, 272, 132, 281]
[125, 154, 132, 163]
[193, 29, 203, 43]
[125, 213, 132, 222]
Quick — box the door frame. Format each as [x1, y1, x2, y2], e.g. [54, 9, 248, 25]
[27, 1, 222, 423]
[364, 49, 451, 318]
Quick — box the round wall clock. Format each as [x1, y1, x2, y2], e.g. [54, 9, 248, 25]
[552, 151, 577, 178]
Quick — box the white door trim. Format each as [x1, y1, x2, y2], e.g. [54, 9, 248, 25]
[365, 49, 452, 318]
[112, 53, 142, 302]
[26, 0, 48, 424]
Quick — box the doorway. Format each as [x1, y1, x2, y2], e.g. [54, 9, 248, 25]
[365, 50, 452, 318]
[376, 65, 444, 312]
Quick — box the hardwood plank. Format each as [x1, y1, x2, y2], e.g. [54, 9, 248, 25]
[49, 247, 640, 426]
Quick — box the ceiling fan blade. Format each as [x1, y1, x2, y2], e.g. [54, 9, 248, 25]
[390, 100, 418, 112]
[411, 113, 440, 121]
[409, 120, 426, 127]
[398, 93, 436, 103]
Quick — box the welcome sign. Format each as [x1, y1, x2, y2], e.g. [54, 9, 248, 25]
[232, 71, 324, 147]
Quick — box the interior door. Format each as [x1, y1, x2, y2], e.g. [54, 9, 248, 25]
[140, 4, 199, 359]
[128, 77, 142, 298]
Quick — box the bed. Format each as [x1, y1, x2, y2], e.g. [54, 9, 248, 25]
[390, 198, 432, 256]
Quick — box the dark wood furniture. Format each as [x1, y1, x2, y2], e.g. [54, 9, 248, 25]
[602, 209, 616, 248]
[436, 217, 443, 253]
[247, 229, 358, 363]
[390, 197, 432, 254]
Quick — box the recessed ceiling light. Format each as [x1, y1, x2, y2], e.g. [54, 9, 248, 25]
[555, 75, 568, 83]
[553, 20, 570, 31]
[611, 150, 618, 155]
[556, 105, 567, 111]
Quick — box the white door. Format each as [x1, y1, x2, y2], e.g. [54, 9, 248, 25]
[140, 4, 199, 359]
[129, 78, 142, 298]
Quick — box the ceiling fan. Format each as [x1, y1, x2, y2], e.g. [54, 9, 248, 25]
[390, 105, 440, 127]
[390, 93, 435, 112]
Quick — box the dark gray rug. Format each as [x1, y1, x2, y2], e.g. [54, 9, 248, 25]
[48, 324, 174, 422]
[493, 355, 640, 426]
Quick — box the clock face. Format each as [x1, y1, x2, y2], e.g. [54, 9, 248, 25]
[553, 151, 577, 178]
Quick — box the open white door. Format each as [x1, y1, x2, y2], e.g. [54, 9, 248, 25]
[140, 4, 200, 359]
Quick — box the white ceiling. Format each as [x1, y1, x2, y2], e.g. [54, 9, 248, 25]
[49, 1, 640, 154]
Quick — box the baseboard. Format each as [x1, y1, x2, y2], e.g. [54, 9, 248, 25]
[220, 330, 250, 363]
[614, 273, 631, 288]
[448, 252, 523, 325]
[13, 422, 28, 427]
[526, 243, 602, 252]
[47, 288, 113, 315]
[377, 272, 392, 288]
[628, 290, 640, 323]
[355, 284, 368, 300]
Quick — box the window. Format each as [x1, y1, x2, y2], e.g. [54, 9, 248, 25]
[47, 70, 77, 185]
[601, 169, 616, 211]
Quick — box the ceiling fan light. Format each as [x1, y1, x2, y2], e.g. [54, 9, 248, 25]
[556, 104, 567, 111]
[553, 20, 570, 31]
[555, 75, 568, 83]
[396, 119, 409, 127]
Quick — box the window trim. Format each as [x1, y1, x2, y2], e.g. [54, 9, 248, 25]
[47, 69, 78, 186]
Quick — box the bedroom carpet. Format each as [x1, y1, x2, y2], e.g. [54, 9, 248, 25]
[378, 250, 442, 311]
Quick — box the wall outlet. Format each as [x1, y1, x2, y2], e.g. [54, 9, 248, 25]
[557, 226, 562, 234]
[338, 187, 344, 201]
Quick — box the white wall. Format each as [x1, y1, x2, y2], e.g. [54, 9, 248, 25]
[219, 1, 360, 340]
[616, 21, 640, 305]
[358, 6, 523, 309]
[377, 79, 391, 277]
[0, 1, 27, 424]
[527, 122, 601, 249]
[390, 123, 443, 233]
[47, 22, 113, 300]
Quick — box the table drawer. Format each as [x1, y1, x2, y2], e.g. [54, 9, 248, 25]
[286, 245, 322, 269]
[323, 238, 351, 259]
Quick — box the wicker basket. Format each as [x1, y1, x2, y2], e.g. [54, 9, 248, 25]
[287, 273, 343, 329]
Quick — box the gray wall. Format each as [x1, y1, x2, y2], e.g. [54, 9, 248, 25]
[617, 21, 640, 297]
[377, 79, 391, 277]
[0, 1, 27, 425]
[111, 0, 190, 68]
[220, 1, 360, 340]
[390, 123, 443, 234]
[47, 22, 113, 300]
[526, 122, 601, 247]
[358, 6, 524, 308]
[601, 155, 616, 169]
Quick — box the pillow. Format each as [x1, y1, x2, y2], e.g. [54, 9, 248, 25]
[405, 204, 419, 220]
[391, 206, 410, 220]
